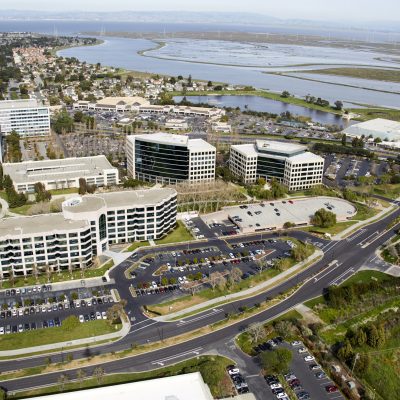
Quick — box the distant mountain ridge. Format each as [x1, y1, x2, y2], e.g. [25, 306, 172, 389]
[0, 10, 399, 32]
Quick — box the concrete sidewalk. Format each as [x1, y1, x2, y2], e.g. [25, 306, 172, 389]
[154, 249, 323, 322]
[333, 202, 397, 240]
[0, 319, 130, 357]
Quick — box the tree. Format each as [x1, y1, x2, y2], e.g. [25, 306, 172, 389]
[341, 134, 347, 146]
[274, 320, 295, 339]
[334, 100, 343, 110]
[0, 387, 6, 400]
[311, 208, 337, 228]
[62, 315, 80, 332]
[53, 110, 74, 134]
[281, 90, 290, 98]
[93, 366, 105, 385]
[209, 271, 226, 291]
[247, 322, 265, 343]
[57, 373, 69, 392]
[260, 348, 292, 375]
[76, 369, 87, 388]
[78, 178, 87, 195]
[229, 267, 242, 284]
[367, 324, 385, 348]
[337, 339, 354, 363]
[34, 182, 51, 203]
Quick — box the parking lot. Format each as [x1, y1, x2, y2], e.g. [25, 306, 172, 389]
[130, 239, 293, 298]
[203, 197, 356, 234]
[0, 284, 113, 335]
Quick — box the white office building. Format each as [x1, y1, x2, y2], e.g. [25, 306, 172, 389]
[126, 133, 216, 185]
[3, 155, 119, 193]
[230, 140, 324, 191]
[0, 188, 177, 278]
[0, 99, 50, 137]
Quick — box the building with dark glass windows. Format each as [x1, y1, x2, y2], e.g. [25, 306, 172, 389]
[229, 140, 324, 191]
[126, 133, 216, 184]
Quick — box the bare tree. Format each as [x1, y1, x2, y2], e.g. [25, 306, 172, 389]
[209, 271, 226, 291]
[32, 263, 39, 283]
[247, 322, 266, 343]
[57, 373, 69, 392]
[93, 366, 105, 385]
[256, 258, 266, 275]
[76, 369, 87, 388]
[229, 267, 242, 284]
[68, 262, 74, 278]
[45, 264, 52, 283]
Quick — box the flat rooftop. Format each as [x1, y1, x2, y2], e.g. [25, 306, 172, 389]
[128, 133, 215, 152]
[0, 99, 42, 110]
[63, 188, 177, 214]
[226, 197, 356, 232]
[27, 372, 213, 400]
[343, 118, 400, 142]
[0, 214, 88, 237]
[3, 155, 116, 184]
[232, 141, 308, 159]
[96, 96, 149, 107]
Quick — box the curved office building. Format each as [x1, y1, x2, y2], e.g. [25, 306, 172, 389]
[0, 189, 177, 278]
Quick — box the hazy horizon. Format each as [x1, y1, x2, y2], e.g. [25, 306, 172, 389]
[0, 0, 399, 23]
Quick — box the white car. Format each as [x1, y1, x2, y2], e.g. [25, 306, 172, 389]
[102, 311, 107, 320]
[270, 383, 282, 390]
[291, 340, 302, 346]
[0, 327, 4, 335]
[297, 347, 308, 354]
[79, 315, 84, 323]
[96, 311, 102, 320]
[304, 355, 315, 362]
[228, 368, 240, 375]
[276, 393, 288, 399]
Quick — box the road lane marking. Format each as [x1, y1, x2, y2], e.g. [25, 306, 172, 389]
[329, 267, 354, 286]
[176, 308, 223, 326]
[129, 321, 158, 333]
[151, 347, 203, 366]
[313, 261, 342, 282]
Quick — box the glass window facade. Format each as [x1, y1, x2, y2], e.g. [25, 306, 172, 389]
[257, 156, 285, 179]
[135, 139, 189, 182]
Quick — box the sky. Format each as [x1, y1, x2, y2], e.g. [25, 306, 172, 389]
[0, 0, 399, 22]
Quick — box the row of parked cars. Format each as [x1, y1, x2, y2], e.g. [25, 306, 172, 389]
[0, 317, 62, 334]
[227, 365, 250, 395]
[79, 311, 107, 322]
[292, 341, 339, 395]
[3, 285, 52, 297]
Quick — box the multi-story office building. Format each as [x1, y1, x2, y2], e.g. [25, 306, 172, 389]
[3, 155, 119, 193]
[0, 99, 50, 137]
[0, 188, 177, 278]
[126, 133, 216, 185]
[230, 140, 324, 191]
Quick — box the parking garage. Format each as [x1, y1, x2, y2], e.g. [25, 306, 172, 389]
[222, 197, 356, 234]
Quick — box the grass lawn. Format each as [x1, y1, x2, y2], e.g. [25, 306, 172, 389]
[351, 203, 379, 221]
[305, 67, 400, 83]
[124, 241, 150, 252]
[173, 89, 343, 115]
[301, 220, 357, 235]
[1, 260, 114, 289]
[0, 320, 120, 351]
[49, 188, 79, 195]
[10, 355, 234, 399]
[371, 183, 400, 199]
[155, 221, 193, 245]
[9, 204, 32, 215]
[236, 309, 303, 355]
[348, 106, 400, 122]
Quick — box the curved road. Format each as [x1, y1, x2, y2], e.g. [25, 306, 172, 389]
[1, 204, 399, 392]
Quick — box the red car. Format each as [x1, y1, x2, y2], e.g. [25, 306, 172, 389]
[325, 385, 338, 393]
[288, 200, 294, 204]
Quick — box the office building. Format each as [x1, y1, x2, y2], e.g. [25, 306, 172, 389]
[126, 133, 216, 184]
[73, 96, 150, 113]
[229, 140, 324, 191]
[0, 188, 177, 278]
[0, 99, 50, 137]
[3, 155, 119, 193]
[27, 373, 214, 400]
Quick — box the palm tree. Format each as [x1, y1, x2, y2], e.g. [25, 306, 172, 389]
[92, 366, 105, 385]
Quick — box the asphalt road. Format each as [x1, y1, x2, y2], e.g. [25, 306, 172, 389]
[1, 204, 399, 393]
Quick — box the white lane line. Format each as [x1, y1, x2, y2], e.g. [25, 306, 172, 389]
[129, 321, 158, 333]
[346, 229, 366, 242]
[176, 308, 223, 326]
[151, 347, 203, 366]
[329, 267, 354, 286]
[314, 261, 343, 282]
[322, 241, 340, 252]
[358, 231, 380, 246]
[361, 229, 392, 248]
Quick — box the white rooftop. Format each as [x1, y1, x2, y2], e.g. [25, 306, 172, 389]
[0, 99, 41, 110]
[128, 133, 215, 152]
[27, 372, 213, 400]
[3, 155, 116, 184]
[286, 152, 325, 163]
[255, 140, 307, 155]
[343, 118, 400, 142]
